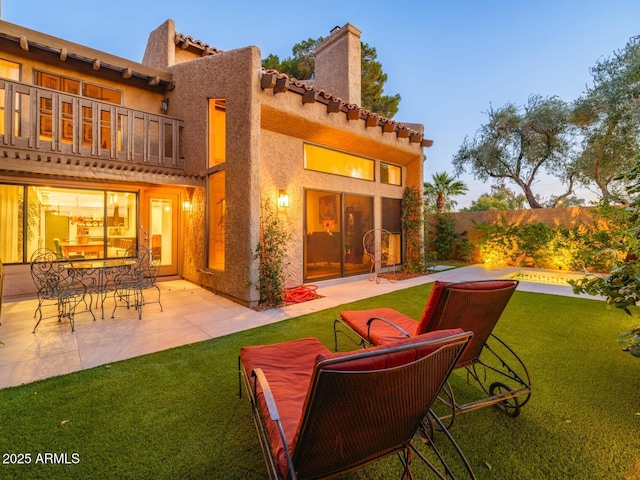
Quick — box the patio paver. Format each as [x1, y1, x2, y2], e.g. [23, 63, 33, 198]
[0, 265, 598, 389]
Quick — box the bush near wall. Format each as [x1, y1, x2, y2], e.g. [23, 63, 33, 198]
[425, 206, 632, 271]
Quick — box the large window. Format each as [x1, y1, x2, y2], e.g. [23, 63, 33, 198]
[0, 59, 21, 137]
[0, 184, 24, 263]
[380, 162, 402, 185]
[208, 99, 226, 167]
[207, 98, 226, 270]
[0, 184, 137, 264]
[207, 171, 225, 270]
[34, 71, 122, 147]
[382, 197, 402, 264]
[304, 143, 374, 180]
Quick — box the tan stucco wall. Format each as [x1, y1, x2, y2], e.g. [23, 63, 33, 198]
[259, 88, 424, 287]
[165, 46, 262, 305]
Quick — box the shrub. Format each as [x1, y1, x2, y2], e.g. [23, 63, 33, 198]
[252, 201, 290, 307]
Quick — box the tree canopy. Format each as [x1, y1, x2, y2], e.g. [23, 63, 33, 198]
[462, 184, 526, 211]
[262, 38, 400, 118]
[423, 171, 468, 213]
[452, 95, 575, 209]
[571, 35, 640, 204]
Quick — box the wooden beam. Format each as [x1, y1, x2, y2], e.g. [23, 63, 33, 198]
[19, 35, 28, 51]
[382, 121, 395, 133]
[366, 115, 379, 128]
[302, 89, 317, 104]
[92, 58, 101, 71]
[121, 67, 132, 79]
[260, 72, 276, 90]
[421, 139, 434, 148]
[274, 76, 288, 94]
[148, 76, 160, 86]
[59, 48, 67, 61]
[347, 107, 360, 121]
[327, 100, 341, 113]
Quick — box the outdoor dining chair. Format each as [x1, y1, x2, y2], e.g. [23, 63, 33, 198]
[111, 245, 162, 320]
[239, 328, 476, 479]
[335, 279, 532, 426]
[30, 248, 92, 332]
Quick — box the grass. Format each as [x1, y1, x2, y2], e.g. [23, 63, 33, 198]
[0, 284, 639, 479]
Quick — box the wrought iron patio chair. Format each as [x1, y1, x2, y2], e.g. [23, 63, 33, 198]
[335, 279, 532, 427]
[239, 329, 476, 479]
[111, 245, 162, 319]
[363, 228, 397, 283]
[30, 249, 92, 332]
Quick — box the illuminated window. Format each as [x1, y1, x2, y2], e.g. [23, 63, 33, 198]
[382, 197, 402, 264]
[33, 71, 122, 144]
[208, 170, 225, 270]
[0, 184, 137, 263]
[381, 162, 402, 185]
[0, 184, 24, 263]
[0, 58, 20, 81]
[208, 99, 226, 167]
[0, 59, 20, 136]
[304, 144, 374, 180]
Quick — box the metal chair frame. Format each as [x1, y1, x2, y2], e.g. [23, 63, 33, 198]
[362, 228, 397, 283]
[30, 249, 92, 332]
[239, 331, 477, 479]
[112, 245, 162, 319]
[334, 280, 532, 427]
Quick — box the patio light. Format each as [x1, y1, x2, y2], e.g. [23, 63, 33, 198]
[278, 190, 290, 209]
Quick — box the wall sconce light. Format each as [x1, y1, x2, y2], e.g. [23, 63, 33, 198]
[161, 98, 169, 112]
[182, 200, 192, 213]
[277, 190, 290, 208]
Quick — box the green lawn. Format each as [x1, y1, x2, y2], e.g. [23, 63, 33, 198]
[0, 284, 638, 479]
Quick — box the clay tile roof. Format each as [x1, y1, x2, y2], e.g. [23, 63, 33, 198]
[175, 32, 223, 56]
[259, 68, 431, 146]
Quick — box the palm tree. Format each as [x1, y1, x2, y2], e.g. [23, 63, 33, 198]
[424, 171, 468, 213]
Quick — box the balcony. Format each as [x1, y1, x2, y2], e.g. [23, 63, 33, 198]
[0, 78, 187, 180]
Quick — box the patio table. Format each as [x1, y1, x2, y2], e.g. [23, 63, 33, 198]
[66, 259, 136, 319]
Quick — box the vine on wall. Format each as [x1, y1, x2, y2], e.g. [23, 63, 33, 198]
[252, 201, 290, 307]
[401, 186, 427, 272]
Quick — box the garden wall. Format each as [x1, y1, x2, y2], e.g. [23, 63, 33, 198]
[425, 206, 604, 263]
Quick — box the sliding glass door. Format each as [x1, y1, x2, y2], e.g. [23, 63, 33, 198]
[304, 190, 373, 281]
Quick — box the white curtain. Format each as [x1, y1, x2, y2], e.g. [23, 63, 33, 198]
[0, 185, 21, 262]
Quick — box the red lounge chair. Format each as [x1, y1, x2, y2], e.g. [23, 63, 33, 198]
[239, 329, 476, 479]
[335, 279, 532, 425]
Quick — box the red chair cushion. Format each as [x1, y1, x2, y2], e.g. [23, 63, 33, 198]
[338, 307, 420, 344]
[416, 281, 450, 334]
[240, 337, 331, 477]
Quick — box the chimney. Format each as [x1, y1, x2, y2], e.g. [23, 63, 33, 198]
[314, 23, 361, 106]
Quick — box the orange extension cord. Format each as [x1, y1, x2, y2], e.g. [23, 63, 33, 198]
[284, 284, 319, 303]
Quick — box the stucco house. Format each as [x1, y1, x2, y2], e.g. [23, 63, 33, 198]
[0, 18, 431, 307]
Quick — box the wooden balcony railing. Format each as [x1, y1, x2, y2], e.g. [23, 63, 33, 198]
[0, 79, 184, 171]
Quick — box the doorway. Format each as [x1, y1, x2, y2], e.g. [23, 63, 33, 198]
[304, 190, 373, 281]
[141, 192, 178, 276]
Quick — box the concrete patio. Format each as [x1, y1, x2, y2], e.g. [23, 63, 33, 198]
[0, 264, 596, 390]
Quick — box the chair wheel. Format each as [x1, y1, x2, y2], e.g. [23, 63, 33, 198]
[489, 381, 521, 417]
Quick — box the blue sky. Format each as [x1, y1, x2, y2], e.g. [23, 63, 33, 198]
[3, 0, 639, 208]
